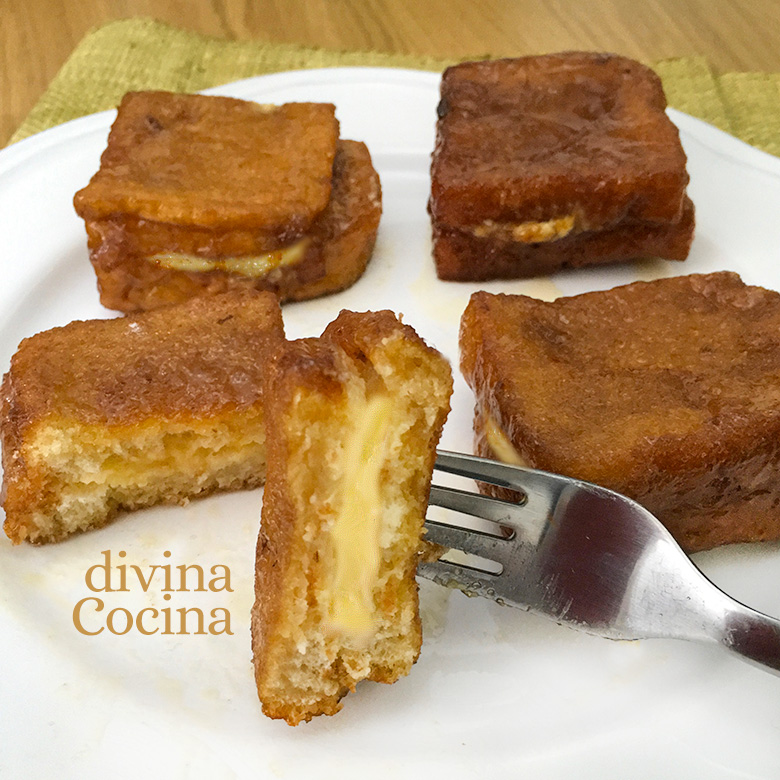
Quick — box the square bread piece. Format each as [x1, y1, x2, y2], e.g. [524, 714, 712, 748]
[73, 92, 381, 312]
[1, 290, 284, 544]
[460, 273, 780, 553]
[252, 310, 453, 725]
[430, 53, 694, 280]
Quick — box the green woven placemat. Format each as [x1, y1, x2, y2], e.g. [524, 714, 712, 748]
[10, 17, 780, 157]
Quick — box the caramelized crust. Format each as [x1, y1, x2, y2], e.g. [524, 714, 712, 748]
[430, 53, 694, 281]
[1, 291, 284, 543]
[85, 140, 381, 312]
[460, 273, 780, 553]
[431, 53, 689, 228]
[252, 311, 453, 724]
[74, 92, 339, 232]
[4, 292, 282, 427]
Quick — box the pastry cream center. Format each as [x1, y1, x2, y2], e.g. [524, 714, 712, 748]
[472, 215, 576, 243]
[484, 412, 528, 467]
[328, 395, 393, 638]
[149, 238, 309, 277]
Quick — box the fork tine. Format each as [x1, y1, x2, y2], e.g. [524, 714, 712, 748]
[430, 451, 780, 676]
[435, 449, 531, 492]
[424, 517, 510, 560]
[429, 484, 521, 526]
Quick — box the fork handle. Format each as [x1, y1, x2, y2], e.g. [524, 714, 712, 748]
[717, 607, 780, 675]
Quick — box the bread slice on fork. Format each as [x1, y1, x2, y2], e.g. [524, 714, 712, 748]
[252, 310, 452, 724]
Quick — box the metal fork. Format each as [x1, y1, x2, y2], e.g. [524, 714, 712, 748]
[420, 450, 780, 675]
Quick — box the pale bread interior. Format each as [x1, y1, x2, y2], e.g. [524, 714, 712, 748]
[13, 409, 265, 544]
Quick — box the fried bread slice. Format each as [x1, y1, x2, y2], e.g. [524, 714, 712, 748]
[252, 310, 453, 725]
[84, 140, 381, 311]
[74, 93, 338, 232]
[1, 290, 283, 544]
[430, 53, 694, 280]
[460, 273, 780, 553]
[74, 92, 381, 312]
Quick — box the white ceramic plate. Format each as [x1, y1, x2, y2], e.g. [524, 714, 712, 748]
[1, 68, 780, 780]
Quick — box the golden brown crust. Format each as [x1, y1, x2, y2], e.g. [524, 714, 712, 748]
[431, 53, 689, 228]
[320, 309, 437, 363]
[251, 337, 350, 724]
[86, 140, 381, 312]
[430, 53, 693, 280]
[252, 310, 452, 725]
[1, 290, 284, 544]
[460, 273, 780, 553]
[74, 92, 338, 232]
[3, 290, 283, 430]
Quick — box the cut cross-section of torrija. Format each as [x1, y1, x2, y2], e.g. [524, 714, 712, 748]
[252, 310, 453, 725]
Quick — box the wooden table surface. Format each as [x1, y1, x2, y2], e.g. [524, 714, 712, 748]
[4, 0, 780, 146]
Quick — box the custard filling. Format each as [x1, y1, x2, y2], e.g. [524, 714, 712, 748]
[484, 411, 528, 467]
[327, 395, 394, 638]
[149, 237, 310, 277]
[471, 215, 576, 243]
